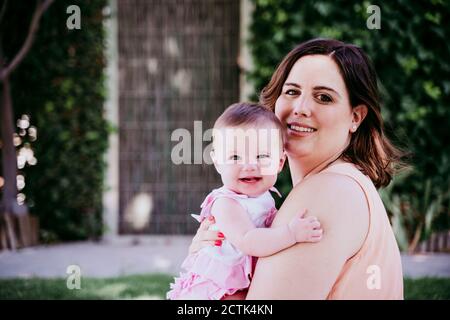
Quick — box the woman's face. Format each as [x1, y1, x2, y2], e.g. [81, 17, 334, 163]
[275, 54, 355, 164]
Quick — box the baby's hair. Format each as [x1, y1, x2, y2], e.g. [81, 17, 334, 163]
[214, 102, 286, 145]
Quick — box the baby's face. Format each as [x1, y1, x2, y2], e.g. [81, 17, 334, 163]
[211, 124, 285, 197]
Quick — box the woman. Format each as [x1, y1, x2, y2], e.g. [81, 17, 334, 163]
[189, 38, 404, 299]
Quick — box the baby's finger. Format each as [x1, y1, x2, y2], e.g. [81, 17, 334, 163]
[306, 216, 319, 223]
[310, 221, 321, 229]
[297, 209, 308, 219]
[308, 235, 322, 243]
[311, 229, 323, 237]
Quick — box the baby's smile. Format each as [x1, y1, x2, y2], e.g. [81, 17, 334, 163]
[238, 176, 263, 184]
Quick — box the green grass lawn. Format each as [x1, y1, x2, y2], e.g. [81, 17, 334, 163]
[0, 275, 449, 299]
[0, 274, 173, 300]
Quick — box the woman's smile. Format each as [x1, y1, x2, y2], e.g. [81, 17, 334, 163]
[287, 121, 317, 137]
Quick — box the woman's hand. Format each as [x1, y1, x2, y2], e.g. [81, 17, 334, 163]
[188, 216, 225, 254]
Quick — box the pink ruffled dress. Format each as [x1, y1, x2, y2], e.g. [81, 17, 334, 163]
[167, 186, 280, 300]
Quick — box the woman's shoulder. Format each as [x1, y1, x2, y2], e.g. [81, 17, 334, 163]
[287, 166, 369, 257]
[298, 164, 365, 200]
[287, 164, 369, 239]
[300, 161, 369, 195]
[286, 168, 367, 219]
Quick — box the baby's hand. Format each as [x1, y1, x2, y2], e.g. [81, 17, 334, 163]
[288, 209, 323, 243]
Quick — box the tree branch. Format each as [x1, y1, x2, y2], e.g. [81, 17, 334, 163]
[0, 0, 54, 81]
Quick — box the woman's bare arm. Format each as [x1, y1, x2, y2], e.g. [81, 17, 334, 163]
[246, 173, 369, 299]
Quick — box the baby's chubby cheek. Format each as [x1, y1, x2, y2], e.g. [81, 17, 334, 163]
[262, 174, 278, 188]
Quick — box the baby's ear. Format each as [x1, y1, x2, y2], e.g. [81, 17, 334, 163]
[210, 150, 222, 173]
[278, 151, 287, 173]
[210, 150, 216, 163]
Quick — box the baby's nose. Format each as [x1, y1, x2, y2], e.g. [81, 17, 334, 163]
[242, 162, 258, 171]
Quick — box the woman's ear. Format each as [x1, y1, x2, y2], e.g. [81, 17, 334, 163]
[350, 104, 368, 132]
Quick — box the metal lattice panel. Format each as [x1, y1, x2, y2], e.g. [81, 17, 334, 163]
[118, 0, 240, 234]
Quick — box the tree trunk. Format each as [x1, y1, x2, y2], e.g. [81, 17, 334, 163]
[0, 0, 53, 250]
[1, 77, 18, 249]
[1, 77, 19, 214]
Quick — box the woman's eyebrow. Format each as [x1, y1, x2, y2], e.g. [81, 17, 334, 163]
[283, 82, 301, 88]
[283, 83, 341, 98]
[313, 85, 341, 98]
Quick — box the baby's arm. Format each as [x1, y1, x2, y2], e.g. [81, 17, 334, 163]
[211, 197, 322, 258]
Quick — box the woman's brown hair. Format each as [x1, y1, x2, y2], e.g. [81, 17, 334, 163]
[260, 38, 406, 188]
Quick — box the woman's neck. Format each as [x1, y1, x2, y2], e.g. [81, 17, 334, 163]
[288, 150, 347, 187]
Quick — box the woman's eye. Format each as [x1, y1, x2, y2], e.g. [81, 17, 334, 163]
[284, 89, 299, 96]
[229, 155, 241, 160]
[257, 154, 270, 159]
[317, 94, 333, 103]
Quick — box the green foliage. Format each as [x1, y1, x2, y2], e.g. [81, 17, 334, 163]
[248, 0, 450, 248]
[1, 0, 109, 241]
[381, 171, 450, 252]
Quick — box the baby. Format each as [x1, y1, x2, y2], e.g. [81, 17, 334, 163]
[167, 102, 323, 300]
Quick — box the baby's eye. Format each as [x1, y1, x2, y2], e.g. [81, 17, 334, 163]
[316, 93, 333, 103]
[257, 154, 270, 159]
[229, 155, 241, 161]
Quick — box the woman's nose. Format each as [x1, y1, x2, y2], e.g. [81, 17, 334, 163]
[293, 96, 312, 117]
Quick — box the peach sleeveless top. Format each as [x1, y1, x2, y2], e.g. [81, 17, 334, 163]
[322, 162, 403, 300]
